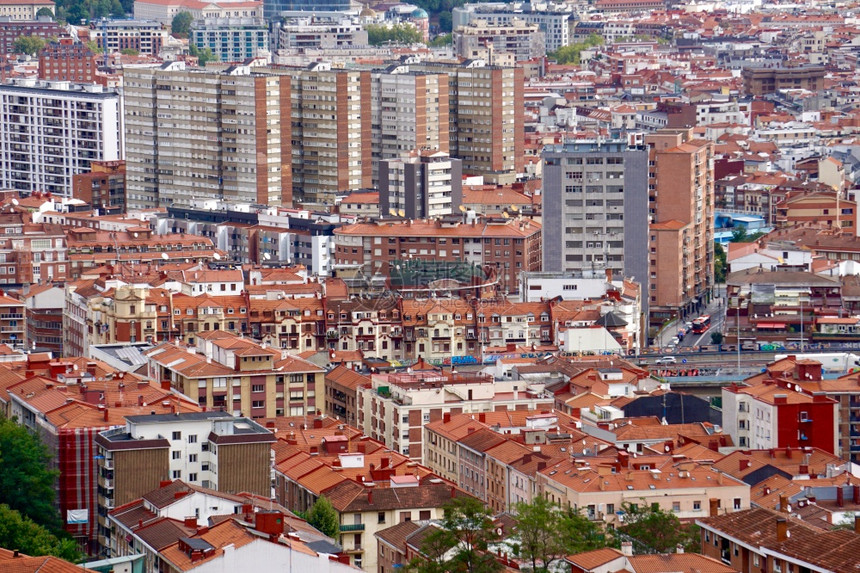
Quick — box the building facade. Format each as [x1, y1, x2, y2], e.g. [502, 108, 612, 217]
[0, 79, 123, 197]
[190, 17, 268, 62]
[124, 62, 291, 209]
[379, 151, 462, 219]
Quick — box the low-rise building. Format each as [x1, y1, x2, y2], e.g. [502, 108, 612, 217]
[0, 0, 54, 21]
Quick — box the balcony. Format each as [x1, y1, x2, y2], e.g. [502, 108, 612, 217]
[340, 523, 365, 532]
[0, 314, 23, 319]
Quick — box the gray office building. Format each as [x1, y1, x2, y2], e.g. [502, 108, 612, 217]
[542, 139, 649, 299]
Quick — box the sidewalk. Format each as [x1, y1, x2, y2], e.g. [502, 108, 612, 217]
[654, 290, 725, 350]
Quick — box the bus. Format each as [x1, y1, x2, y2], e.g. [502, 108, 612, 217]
[691, 315, 711, 334]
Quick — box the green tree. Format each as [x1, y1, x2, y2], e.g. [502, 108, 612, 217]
[0, 417, 60, 531]
[0, 504, 80, 562]
[714, 242, 727, 283]
[410, 496, 502, 573]
[120, 48, 138, 55]
[429, 33, 452, 47]
[549, 34, 604, 64]
[36, 7, 54, 18]
[86, 39, 101, 54]
[437, 11, 452, 33]
[366, 23, 423, 46]
[711, 332, 724, 345]
[307, 496, 339, 539]
[616, 502, 700, 554]
[171, 11, 193, 37]
[513, 496, 607, 572]
[12, 35, 47, 56]
[188, 43, 217, 66]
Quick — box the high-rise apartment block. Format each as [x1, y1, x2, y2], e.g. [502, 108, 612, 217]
[452, 2, 571, 52]
[646, 128, 715, 322]
[124, 62, 291, 209]
[190, 17, 269, 63]
[0, 79, 123, 197]
[276, 16, 367, 50]
[284, 62, 372, 205]
[379, 151, 462, 219]
[542, 139, 650, 297]
[411, 61, 524, 179]
[370, 65, 449, 184]
[453, 19, 546, 61]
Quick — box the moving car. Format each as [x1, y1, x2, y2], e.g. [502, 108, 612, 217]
[654, 356, 677, 365]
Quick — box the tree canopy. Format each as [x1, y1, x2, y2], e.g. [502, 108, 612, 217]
[366, 23, 423, 46]
[714, 242, 727, 283]
[12, 36, 46, 56]
[0, 504, 81, 562]
[36, 7, 54, 19]
[171, 11, 193, 37]
[188, 43, 217, 67]
[307, 496, 339, 539]
[512, 496, 608, 572]
[550, 34, 604, 65]
[410, 496, 502, 573]
[55, 0, 126, 25]
[616, 502, 700, 554]
[0, 417, 60, 531]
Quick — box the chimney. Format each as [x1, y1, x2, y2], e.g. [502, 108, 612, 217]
[837, 486, 845, 508]
[138, 395, 144, 407]
[740, 459, 751, 471]
[450, 486, 456, 499]
[103, 407, 109, 422]
[621, 541, 633, 556]
[785, 447, 792, 459]
[618, 450, 629, 468]
[184, 516, 197, 529]
[854, 484, 860, 505]
[855, 515, 860, 534]
[523, 453, 532, 464]
[776, 518, 788, 542]
[709, 498, 719, 517]
[443, 412, 451, 423]
[779, 495, 788, 513]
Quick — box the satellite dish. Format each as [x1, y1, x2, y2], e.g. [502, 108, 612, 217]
[213, 252, 221, 261]
[264, 252, 271, 261]
[502, 212, 510, 219]
[510, 205, 519, 212]
[133, 232, 138, 238]
[161, 253, 169, 260]
[398, 209, 405, 217]
[459, 205, 467, 213]
[389, 208, 398, 217]
[11, 199, 18, 206]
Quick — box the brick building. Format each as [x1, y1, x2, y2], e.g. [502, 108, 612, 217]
[38, 38, 97, 83]
[72, 160, 126, 211]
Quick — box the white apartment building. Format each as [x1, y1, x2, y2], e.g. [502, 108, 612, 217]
[0, 79, 123, 198]
[452, 2, 571, 52]
[276, 16, 367, 50]
[453, 18, 545, 61]
[378, 151, 462, 219]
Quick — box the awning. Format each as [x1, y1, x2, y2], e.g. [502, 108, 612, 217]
[756, 322, 787, 329]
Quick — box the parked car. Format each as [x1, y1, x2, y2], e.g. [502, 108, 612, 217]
[655, 356, 677, 365]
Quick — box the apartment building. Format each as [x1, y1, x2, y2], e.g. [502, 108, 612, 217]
[453, 19, 545, 62]
[379, 151, 462, 219]
[722, 378, 838, 454]
[0, 79, 123, 198]
[646, 129, 715, 323]
[283, 63, 372, 205]
[23, 284, 63, 354]
[37, 38, 97, 83]
[697, 507, 860, 573]
[8, 370, 193, 554]
[357, 367, 553, 458]
[324, 364, 370, 428]
[190, 17, 268, 62]
[276, 16, 367, 50]
[332, 216, 542, 295]
[152, 331, 323, 418]
[539, 454, 750, 526]
[0, 0, 54, 20]
[0, 207, 68, 286]
[452, 3, 571, 52]
[72, 160, 126, 211]
[542, 139, 650, 304]
[89, 19, 166, 56]
[124, 62, 291, 210]
[0, 19, 65, 54]
[370, 67, 449, 183]
[410, 61, 524, 178]
[742, 65, 826, 97]
[94, 412, 275, 551]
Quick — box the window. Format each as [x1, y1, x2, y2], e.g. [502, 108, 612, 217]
[189, 454, 197, 463]
[188, 473, 197, 482]
[734, 498, 742, 510]
[252, 384, 264, 393]
[172, 470, 181, 479]
[378, 512, 385, 524]
[188, 435, 197, 444]
[252, 400, 264, 408]
[172, 431, 181, 440]
[172, 450, 181, 460]
[693, 501, 701, 511]
[672, 501, 680, 512]
[419, 510, 431, 520]
[399, 512, 412, 523]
